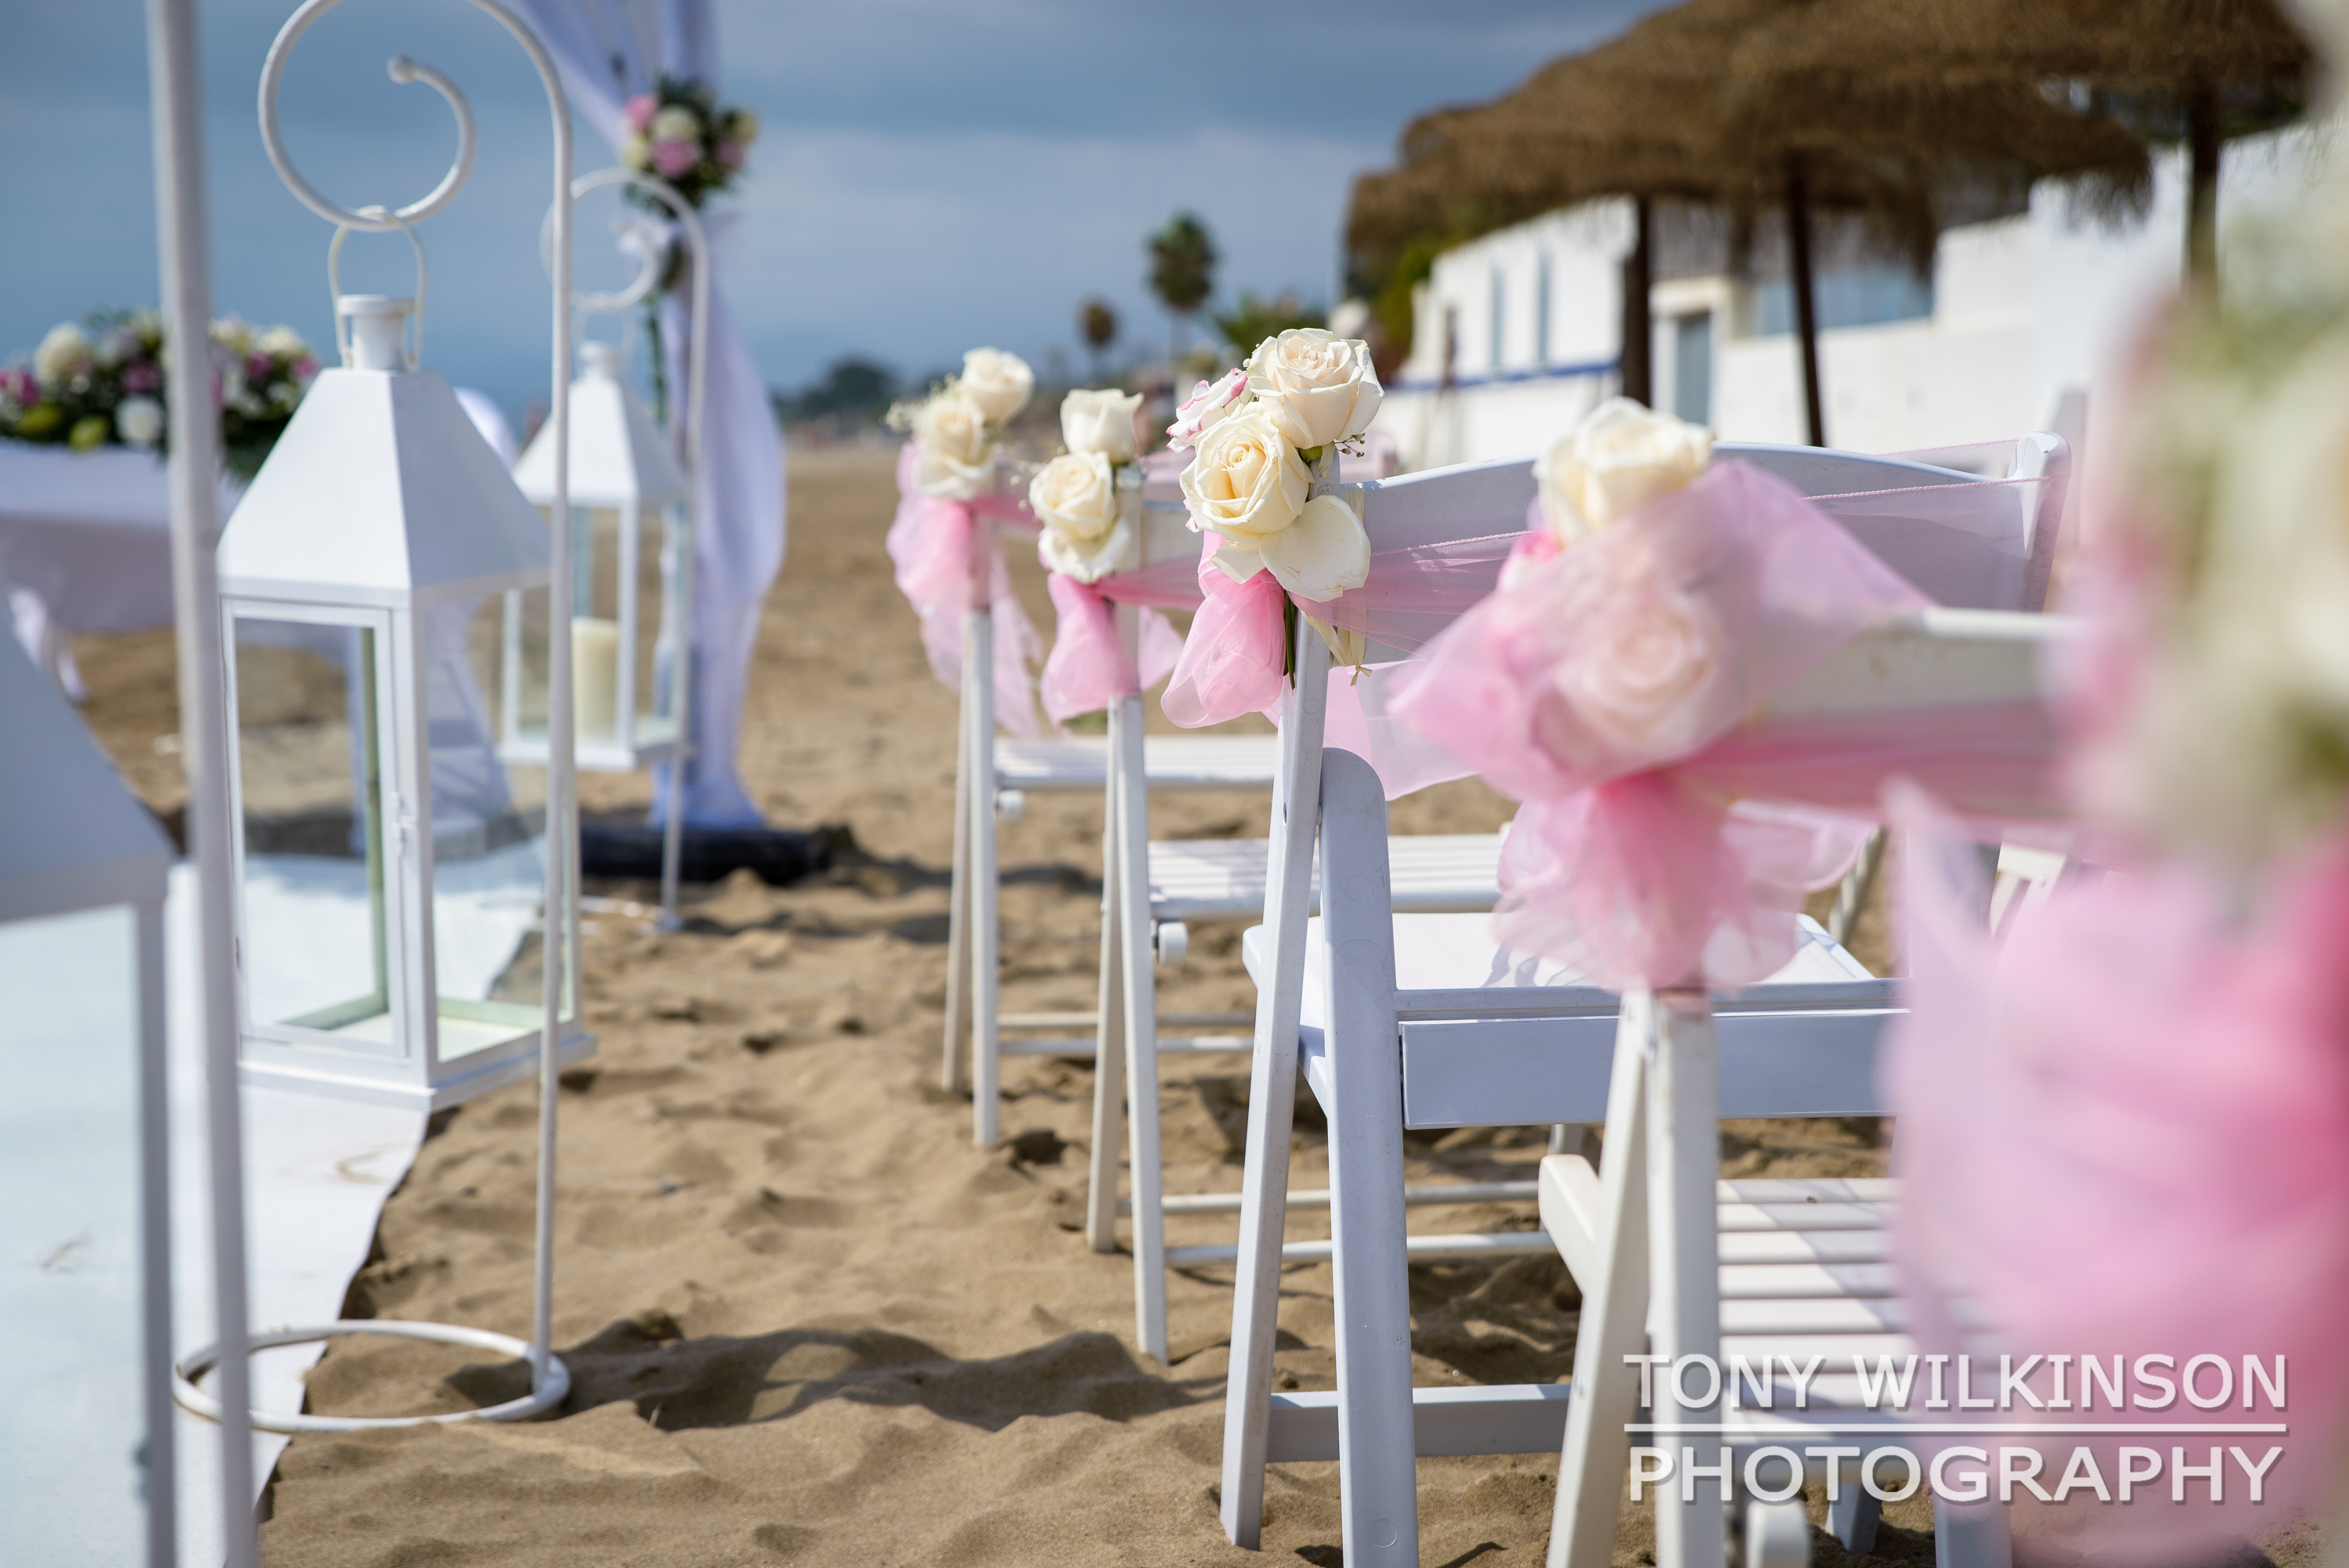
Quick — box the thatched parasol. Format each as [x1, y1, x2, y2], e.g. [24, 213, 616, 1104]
[1726, 0, 2313, 282]
[1348, 0, 2152, 442]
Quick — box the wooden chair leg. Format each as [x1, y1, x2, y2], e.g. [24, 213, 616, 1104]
[1546, 1015, 1652, 1568]
[1319, 750, 1420, 1566]
[1114, 694, 1171, 1361]
[1085, 765, 1127, 1254]
[1643, 987, 1727, 1568]
[940, 646, 973, 1096]
[968, 607, 1001, 1147]
[1220, 624, 1333, 1550]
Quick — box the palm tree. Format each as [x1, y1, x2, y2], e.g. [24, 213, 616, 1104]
[1078, 297, 1119, 380]
[1147, 213, 1218, 362]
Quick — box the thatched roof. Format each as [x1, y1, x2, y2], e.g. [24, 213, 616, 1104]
[1727, 0, 2312, 129]
[1348, 0, 2160, 280]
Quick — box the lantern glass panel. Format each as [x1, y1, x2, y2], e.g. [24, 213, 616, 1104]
[233, 613, 394, 1040]
[506, 502, 684, 759]
[429, 591, 573, 1059]
[0, 903, 148, 1556]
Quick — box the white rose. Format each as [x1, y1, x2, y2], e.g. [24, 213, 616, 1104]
[114, 395, 164, 449]
[1165, 367, 1247, 451]
[651, 105, 702, 145]
[1060, 387, 1142, 461]
[1030, 451, 1119, 541]
[211, 315, 254, 353]
[1179, 404, 1310, 549]
[258, 325, 308, 359]
[1033, 454, 1135, 582]
[959, 348, 1034, 425]
[619, 134, 653, 171]
[1535, 396, 1713, 544]
[34, 323, 92, 387]
[1243, 328, 1383, 450]
[912, 391, 994, 500]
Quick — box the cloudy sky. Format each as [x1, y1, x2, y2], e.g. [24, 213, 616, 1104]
[2, 1, 1662, 420]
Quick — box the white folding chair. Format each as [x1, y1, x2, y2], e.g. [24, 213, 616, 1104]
[1217, 608, 2066, 1568]
[936, 468, 1280, 1147]
[1096, 435, 2070, 1368]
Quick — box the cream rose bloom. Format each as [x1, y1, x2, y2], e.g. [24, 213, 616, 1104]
[959, 348, 1034, 425]
[1542, 586, 1727, 765]
[912, 392, 994, 501]
[1536, 397, 1713, 544]
[1244, 328, 1382, 449]
[1060, 387, 1142, 461]
[1179, 404, 1309, 548]
[651, 105, 702, 144]
[34, 323, 92, 387]
[1032, 453, 1134, 582]
[1250, 492, 1371, 603]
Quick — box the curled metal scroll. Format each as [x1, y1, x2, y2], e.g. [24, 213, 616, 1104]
[259, 9, 479, 232]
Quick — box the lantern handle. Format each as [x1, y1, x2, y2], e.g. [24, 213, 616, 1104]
[327, 209, 428, 369]
[260, 20, 477, 233]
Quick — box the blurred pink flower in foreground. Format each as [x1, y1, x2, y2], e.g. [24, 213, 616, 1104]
[623, 93, 657, 133]
[651, 139, 697, 178]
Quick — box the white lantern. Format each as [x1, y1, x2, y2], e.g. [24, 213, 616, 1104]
[0, 633, 175, 1562]
[506, 339, 691, 773]
[218, 293, 593, 1110]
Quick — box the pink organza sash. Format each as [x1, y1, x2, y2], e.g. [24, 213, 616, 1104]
[1160, 530, 1525, 730]
[1885, 787, 2349, 1562]
[1389, 461, 1954, 989]
[887, 442, 1041, 736]
[1037, 561, 1194, 725]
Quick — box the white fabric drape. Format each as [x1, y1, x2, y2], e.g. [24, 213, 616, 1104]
[507, 0, 785, 827]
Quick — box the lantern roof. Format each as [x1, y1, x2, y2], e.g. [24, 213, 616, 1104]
[512, 342, 690, 509]
[0, 633, 172, 922]
[219, 365, 552, 608]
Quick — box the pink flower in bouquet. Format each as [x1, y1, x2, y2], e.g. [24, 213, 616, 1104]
[1165, 367, 1247, 451]
[623, 92, 658, 133]
[244, 351, 272, 383]
[0, 366, 34, 404]
[651, 138, 698, 178]
[121, 362, 161, 395]
[293, 357, 319, 384]
[716, 139, 745, 171]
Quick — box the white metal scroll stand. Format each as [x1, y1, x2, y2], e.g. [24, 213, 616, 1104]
[146, 0, 250, 1559]
[171, 0, 580, 1434]
[543, 167, 709, 929]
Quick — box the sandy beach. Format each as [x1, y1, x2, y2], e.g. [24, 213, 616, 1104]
[82, 446, 1963, 1565]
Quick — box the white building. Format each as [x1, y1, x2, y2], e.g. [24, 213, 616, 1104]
[1373, 126, 2335, 474]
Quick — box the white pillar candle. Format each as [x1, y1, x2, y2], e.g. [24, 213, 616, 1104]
[572, 617, 620, 741]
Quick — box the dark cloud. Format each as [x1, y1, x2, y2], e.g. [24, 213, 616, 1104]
[0, 0, 1662, 417]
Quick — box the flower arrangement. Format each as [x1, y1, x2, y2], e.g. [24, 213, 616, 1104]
[1169, 327, 1382, 604]
[619, 77, 757, 210]
[0, 308, 317, 480]
[1030, 387, 1145, 582]
[887, 348, 1035, 501]
[2073, 200, 2349, 870]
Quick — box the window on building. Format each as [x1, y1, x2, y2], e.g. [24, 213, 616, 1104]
[1672, 312, 1713, 424]
[1752, 267, 1933, 336]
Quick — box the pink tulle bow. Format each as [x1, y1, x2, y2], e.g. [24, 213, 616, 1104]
[1887, 787, 2349, 1563]
[1038, 563, 1195, 726]
[1161, 550, 1293, 730]
[886, 442, 1041, 736]
[1389, 461, 1935, 989]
